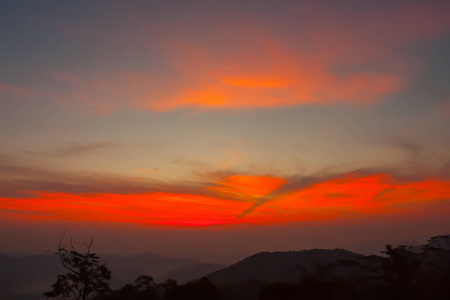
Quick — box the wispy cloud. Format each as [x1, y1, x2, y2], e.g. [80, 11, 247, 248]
[384, 138, 422, 158]
[0, 82, 37, 98]
[21, 142, 156, 157]
[0, 155, 185, 198]
[24, 143, 120, 157]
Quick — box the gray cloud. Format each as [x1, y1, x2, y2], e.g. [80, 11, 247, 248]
[384, 138, 422, 158]
[172, 158, 210, 169]
[0, 154, 210, 198]
[22, 142, 146, 157]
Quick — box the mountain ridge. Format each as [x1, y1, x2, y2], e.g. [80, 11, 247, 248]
[207, 248, 363, 285]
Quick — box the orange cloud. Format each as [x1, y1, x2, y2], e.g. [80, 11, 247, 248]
[40, 2, 449, 113]
[1, 173, 449, 227]
[145, 38, 405, 111]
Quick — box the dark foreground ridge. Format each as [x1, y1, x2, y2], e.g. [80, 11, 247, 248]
[1, 234, 449, 300]
[208, 248, 362, 285]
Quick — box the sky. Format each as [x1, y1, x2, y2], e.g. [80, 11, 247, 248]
[1, 0, 450, 261]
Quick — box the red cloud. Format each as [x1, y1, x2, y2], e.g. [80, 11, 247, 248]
[0, 191, 250, 227]
[247, 174, 450, 223]
[1, 174, 449, 227]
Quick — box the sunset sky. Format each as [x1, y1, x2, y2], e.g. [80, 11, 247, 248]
[1, 0, 450, 260]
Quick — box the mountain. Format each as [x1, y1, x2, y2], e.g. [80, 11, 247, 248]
[157, 263, 225, 284]
[208, 249, 363, 285]
[0, 248, 363, 300]
[0, 252, 197, 300]
[0, 253, 64, 297]
[207, 249, 364, 300]
[102, 253, 196, 287]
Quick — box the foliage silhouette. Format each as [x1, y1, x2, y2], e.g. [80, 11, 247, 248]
[43, 235, 449, 300]
[259, 282, 300, 300]
[97, 276, 220, 300]
[162, 277, 220, 300]
[44, 237, 111, 300]
[257, 235, 450, 300]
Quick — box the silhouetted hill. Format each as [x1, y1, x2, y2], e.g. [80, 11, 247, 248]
[0, 253, 64, 297]
[208, 249, 363, 285]
[0, 252, 197, 300]
[157, 263, 225, 284]
[3, 235, 447, 300]
[103, 253, 196, 286]
[1, 249, 361, 299]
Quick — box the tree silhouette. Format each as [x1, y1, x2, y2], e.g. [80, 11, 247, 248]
[256, 235, 450, 300]
[162, 277, 220, 300]
[97, 275, 160, 300]
[259, 282, 300, 300]
[44, 237, 112, 300]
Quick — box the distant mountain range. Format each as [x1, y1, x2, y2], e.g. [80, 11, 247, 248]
[157, 263, 225, 284]
[102, 253, 197, 286]
[208, 249, 362, 285]
[206, 249, 364, 300]
[0, 253, 64, 298]
[0, 248, 363, 300]
[0, 252, 200, 300]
